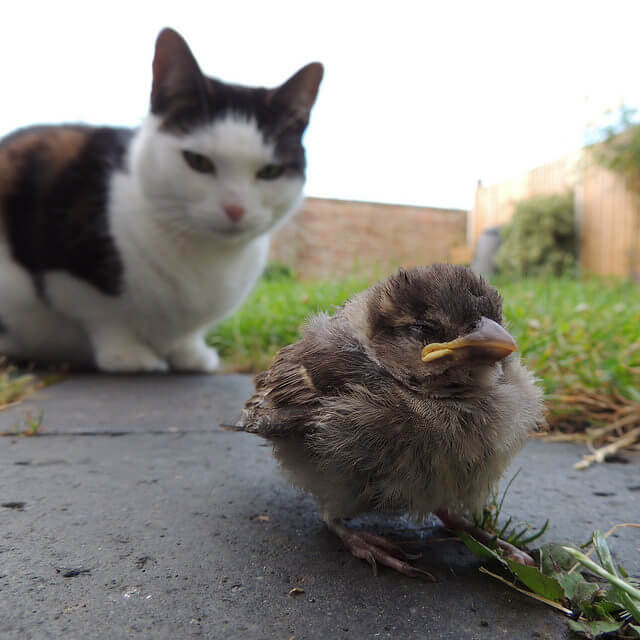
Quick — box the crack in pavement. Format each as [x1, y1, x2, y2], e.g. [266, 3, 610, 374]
[0, 429, 228, 437]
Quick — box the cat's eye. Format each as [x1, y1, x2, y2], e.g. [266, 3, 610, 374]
[256, 164, 285, 180]
[182, 150, 215, 174]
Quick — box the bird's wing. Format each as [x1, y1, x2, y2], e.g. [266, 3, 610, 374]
[234, 342, 324, 436]
[235, 314, 386, 437]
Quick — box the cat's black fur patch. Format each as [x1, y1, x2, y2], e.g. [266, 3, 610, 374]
[154, 80, 308, 176]
[2, 125, 130, 297]
[150, 29, 320, 181]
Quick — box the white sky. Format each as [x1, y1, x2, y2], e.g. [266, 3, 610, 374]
[1, 1, 639, 209]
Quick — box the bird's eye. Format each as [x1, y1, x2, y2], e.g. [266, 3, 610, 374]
[409, 322, 441, 340]
[256, 164, 285, 180]
[182, 150, 215, 174]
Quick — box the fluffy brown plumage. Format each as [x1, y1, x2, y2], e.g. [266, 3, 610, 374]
[236, 264, 543, 577]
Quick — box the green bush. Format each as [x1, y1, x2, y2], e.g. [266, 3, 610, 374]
[495, 193, 577, 277]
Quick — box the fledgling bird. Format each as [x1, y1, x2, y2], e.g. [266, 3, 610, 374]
[235, 264, 543, 578]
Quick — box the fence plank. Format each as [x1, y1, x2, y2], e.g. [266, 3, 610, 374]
[470, 151, 638, 277]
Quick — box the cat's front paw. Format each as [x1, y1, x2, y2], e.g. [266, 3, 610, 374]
[168, 340, 220, 373]
[94, 341, 169, 373]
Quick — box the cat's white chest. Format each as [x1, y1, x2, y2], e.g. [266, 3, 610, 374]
[120, 225, 269, 343]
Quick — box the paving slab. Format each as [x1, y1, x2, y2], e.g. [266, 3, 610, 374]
[0, 374, 638, 640]
[0, 374, 254, 434]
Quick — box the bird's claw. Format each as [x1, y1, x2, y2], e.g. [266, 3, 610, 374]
[354, 530, 422, 561]
[333, 525, 436, 581]
[435, 509, 535, 567]
[494, 540, 535, 566]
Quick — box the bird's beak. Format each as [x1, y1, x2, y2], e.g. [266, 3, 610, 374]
[421, 317, 517, 363]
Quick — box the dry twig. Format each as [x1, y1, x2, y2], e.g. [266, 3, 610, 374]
[544, 390, 640, 469]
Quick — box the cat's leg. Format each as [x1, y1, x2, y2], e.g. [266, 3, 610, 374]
[166, 331, 220, 373]
[42, 272, 168, 373]
[0, 310, 92, 367]
[0, 248, 92, 366]
[89, 324, 169, 373]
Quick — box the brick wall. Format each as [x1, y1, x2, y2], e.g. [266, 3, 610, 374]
[270, 197, 468, 279]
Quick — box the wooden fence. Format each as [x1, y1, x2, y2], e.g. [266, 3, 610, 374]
[469, 151, 640, 278]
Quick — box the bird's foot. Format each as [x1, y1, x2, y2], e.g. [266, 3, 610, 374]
[435, 509, 535, 566]
[327, 519, 436, 581]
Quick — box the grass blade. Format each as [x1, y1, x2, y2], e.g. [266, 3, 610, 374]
[561, 547, 640, 602]
[519, 519, 550, 546]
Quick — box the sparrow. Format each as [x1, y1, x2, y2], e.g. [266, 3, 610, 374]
[235, 264, 543, 578]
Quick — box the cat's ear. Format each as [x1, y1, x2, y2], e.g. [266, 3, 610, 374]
[268, 62, 324, 124]
[151, 28, 208, 117]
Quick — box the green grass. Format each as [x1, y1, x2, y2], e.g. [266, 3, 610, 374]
[208, 272, 640, 413]
[2, 271, 635, 433]
[496, 277, 640, 402]
[0, 364, 35, 408]
[208, 274, 372, 371]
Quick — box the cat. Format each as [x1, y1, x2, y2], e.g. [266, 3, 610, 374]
[0, 28, 322, 372]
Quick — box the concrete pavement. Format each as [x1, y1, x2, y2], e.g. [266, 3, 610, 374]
[1, 374, 638, 639]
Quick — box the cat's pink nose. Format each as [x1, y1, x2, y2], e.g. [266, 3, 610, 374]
[224, 204, 246, 222]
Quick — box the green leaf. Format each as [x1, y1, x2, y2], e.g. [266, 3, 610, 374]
[593, 531, 617, 576]
[540, 543, 577, 575]
[505, 559, 565, 602]
[567, 619, 622, 638]
[604, 586, 624, 608]
[562, 547, 640, 602]
[581, 600, 620, 623]
[605, 585, 640, 624]
[555, 571, 583, 599]
[620, 594, 640, 625]
[556, 571, 599, 606]
[457, 532, 506, 566]
[572, 581, 601, 608]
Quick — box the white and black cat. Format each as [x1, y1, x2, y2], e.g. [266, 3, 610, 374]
[0, 28, 322, 372]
